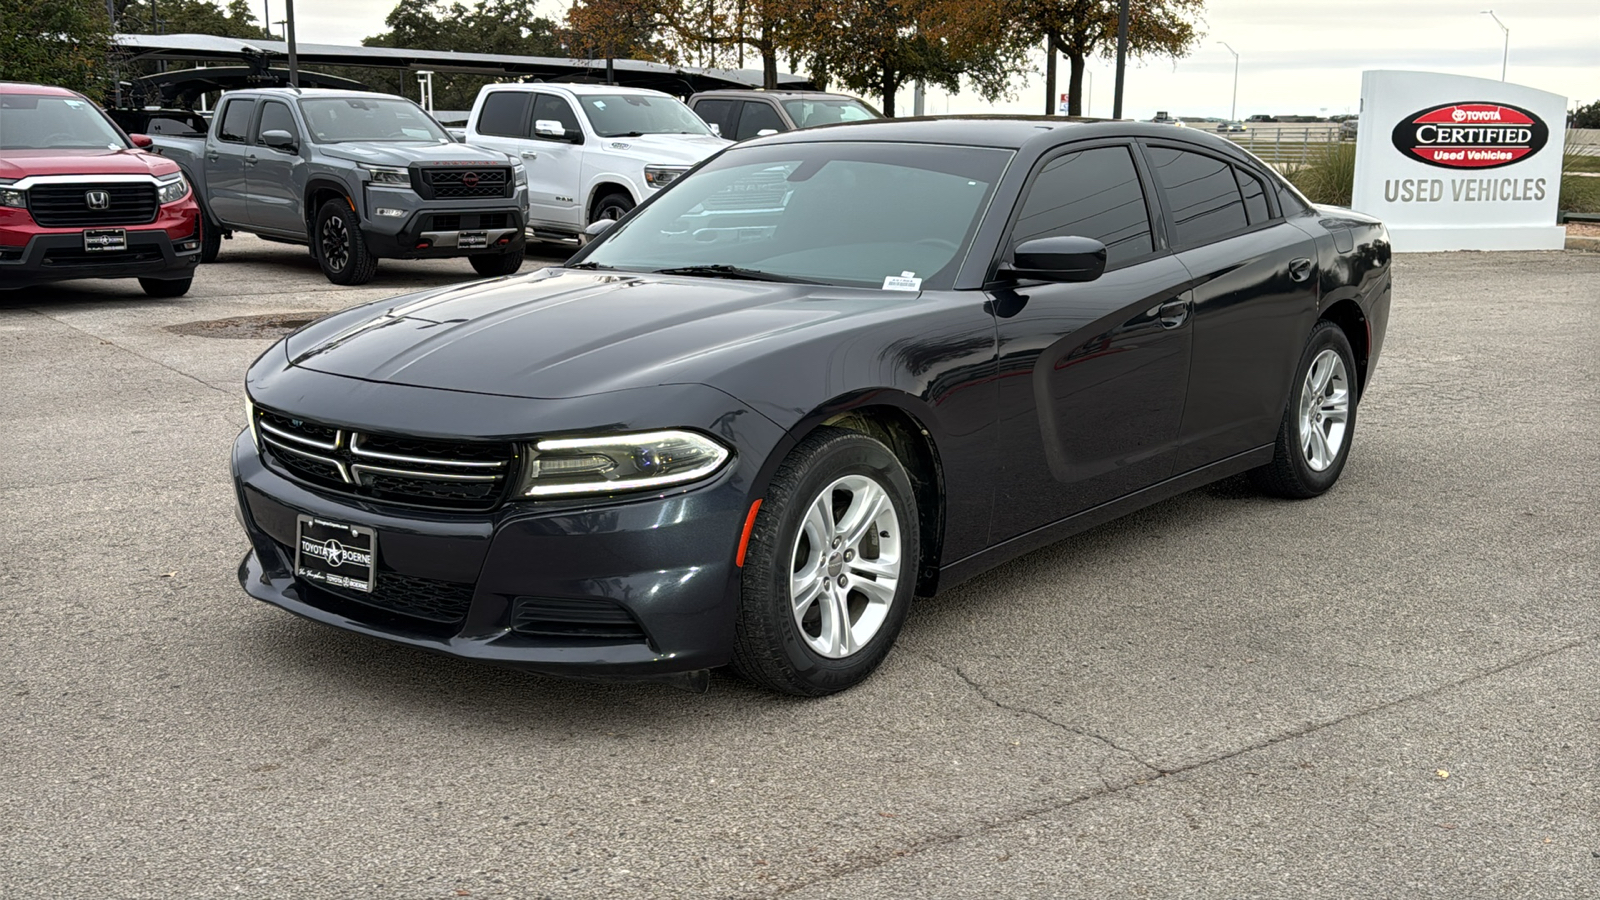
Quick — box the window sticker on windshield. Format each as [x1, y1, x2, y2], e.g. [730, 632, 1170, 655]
[65, 100, 85, 109]
[882, 272, 921, 291]
[593, 101, 607, 110]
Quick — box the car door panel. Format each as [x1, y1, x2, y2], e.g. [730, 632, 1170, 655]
[527, 94, 585, 227]
[207, 98, 255, 225]
[246, 100, 306, 237]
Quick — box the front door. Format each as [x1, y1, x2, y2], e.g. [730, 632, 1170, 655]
[990, 142, 1195, 542]
[246, 100, 306, 237]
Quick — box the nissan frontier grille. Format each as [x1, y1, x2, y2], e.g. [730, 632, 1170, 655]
[254, 408, 517, 510]
[417, 167, 511, 199]
[28, 183, 159, 227]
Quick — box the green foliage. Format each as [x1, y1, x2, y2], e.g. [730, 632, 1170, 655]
[0, 1, 115, 101]
[1561, 145, 1600, 214]
[1010, 0, 1206, 116]
[362, 0, 566, 109]
[114, 0, 272, 39]
[1571, 101, 1600, 130]
[1284, 142, 1356, 207]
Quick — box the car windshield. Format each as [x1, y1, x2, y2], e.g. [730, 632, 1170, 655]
[579, 141, 1012, 291]
[577, 93, 714, 138]
[781, 98, 880, 128]
[300, 97, 449, 143]
[0, 94, 127, 150]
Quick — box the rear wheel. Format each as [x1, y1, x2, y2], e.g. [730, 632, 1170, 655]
[1251, 319, 1358, 498]
[313, 199, 378, 285]
[469, 250, 524, 277]
[138, 276, 192, 298]
[732, 427, 920, 696]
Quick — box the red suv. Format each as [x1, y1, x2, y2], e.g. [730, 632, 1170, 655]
[0, 82, 202, 296]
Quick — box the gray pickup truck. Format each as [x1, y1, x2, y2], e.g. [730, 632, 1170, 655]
[150, 88, 529, 284]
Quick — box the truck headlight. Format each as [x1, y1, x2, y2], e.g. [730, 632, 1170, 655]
[643, 165, 689, 189]
[360, 164, 412, 188]
[0, 186, 24, 208]
[516, 430, 730, 498]
[156, 174, 189, 205]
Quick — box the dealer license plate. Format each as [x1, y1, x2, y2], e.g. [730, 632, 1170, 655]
[295, 515, 377, 593]
[83, 228, 127, 252]
[457, 230, 488, 249]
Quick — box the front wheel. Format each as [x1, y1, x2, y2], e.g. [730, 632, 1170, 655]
[590, 191, 634, 225]
[199, 209, 222, 263]
[469, 250, 524, 277]
[1251, 319, 1358, 498]
[732, 427, 920, 696]
[138, 276, 192, 298]
[313, 199, 378, 285]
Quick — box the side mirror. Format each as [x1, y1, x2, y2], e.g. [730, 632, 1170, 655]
[708, 122, 721, 137]
[260, 129, 298, 152]
[756, 129, 780, 137]
[579, 217, 616, 246]
[129, 133, 154, 148]
[1000, 236, 1107, 283]
[535, 119, 579, 142]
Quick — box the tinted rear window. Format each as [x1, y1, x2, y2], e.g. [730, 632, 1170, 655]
[477, 92, 531, 138]
[1146, 146, 1248, 246]
[218, 99, 255, 143]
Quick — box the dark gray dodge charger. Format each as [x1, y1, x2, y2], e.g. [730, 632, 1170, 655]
[233, 117, 1391, 695]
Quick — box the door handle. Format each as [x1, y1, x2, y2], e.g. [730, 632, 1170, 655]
[520, 150, 539, 160]
[1157, 298, 1189, 329]
[1289, 257, 1313, 282]
[206, 152, 219, 162]
[245, 155, 257, 166]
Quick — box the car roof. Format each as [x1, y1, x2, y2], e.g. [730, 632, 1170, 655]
[692, 90, 864, 101]
[484, 83, 672, 98]
[746, 115, 1266, 156]
[243, 87, 416, 102]
[0, 82, 83, 98]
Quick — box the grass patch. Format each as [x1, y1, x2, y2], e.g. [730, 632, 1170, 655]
[1283, 142, 1356, 207]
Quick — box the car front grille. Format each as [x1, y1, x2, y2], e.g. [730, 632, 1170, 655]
[320, 570, 476, 623]
[418, 167, 511, 199]
[255, 407, 518, 511]
[42, 247, 164, 266]
[28, 183, 159, 227]
[512, 597, 651, 644]
[426, 212, 512, 231]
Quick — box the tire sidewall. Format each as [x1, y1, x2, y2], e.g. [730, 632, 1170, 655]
[1286, 322, 1359, 493]
[744, 434, 919, 693]
[593, 192, 634, 224]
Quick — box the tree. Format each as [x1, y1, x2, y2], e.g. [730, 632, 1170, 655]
[1572, 101, 1600, 130]
[113, 0, 273, 39]
[1010, 0, 1204, 117]
[563, 0, 676, 65]
[0, 1, 115, 100]
[363, 0, 566, 109]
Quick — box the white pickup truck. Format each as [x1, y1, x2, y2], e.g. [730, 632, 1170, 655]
[464, 83, 729, 243]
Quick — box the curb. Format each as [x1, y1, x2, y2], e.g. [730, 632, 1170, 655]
[1566, 235, 1600, 253]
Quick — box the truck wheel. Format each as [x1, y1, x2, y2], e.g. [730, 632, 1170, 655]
[313, 199, 378, 286]
[199, 210, 222, 263]
[592, 191, 634, 224]
[139, 276, 192, 298]
[469, 251, 524, 277]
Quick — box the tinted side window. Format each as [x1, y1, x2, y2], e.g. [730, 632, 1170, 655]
[255, 101, 298, 143]
[1146, 146, 1248, 246]
[693, 98, 735, 137]
[531, 94, 581, 140]
[734, 101, 785, 140]
[477, 91, 531, 137]
[1272, 175, 1312, 217]
[217, 99, 255, 143]
[1235, 167, 1269, 224]
[1013, 145, 1154, 268]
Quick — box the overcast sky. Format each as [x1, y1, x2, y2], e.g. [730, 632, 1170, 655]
[271, 0, 1598, 118]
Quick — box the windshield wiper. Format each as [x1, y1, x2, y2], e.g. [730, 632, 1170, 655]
[652, 265, 819, 284]
[605, 131, 647, 138]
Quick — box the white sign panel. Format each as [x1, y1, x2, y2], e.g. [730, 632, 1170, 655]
[1352, 70, 1566, 252]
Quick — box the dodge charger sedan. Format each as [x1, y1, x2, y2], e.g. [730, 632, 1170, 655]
[233, 118, 1391, 695]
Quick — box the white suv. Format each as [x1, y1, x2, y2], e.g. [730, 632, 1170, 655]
[465, 83, 730, 242]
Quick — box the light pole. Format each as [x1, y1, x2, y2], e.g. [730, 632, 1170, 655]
[416, 71, 435, 112]
[1217, 41, 1239, 122]
[1482, 10, 1509, 81]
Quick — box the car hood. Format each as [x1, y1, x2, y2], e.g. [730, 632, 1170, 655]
[318, 141, 514, 168]
[0, 148, 179, 180]
[285, 268, 907, 399]
[595, 133, 730, 165]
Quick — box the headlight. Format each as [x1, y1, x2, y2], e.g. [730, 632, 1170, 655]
[156, 174, 189, 205]
[514, 164, 527, 186]
[360, 164, 412, 187]
[516, 429, 730, 498]
[0, 186, 23, 208]
[643, 165, 689, 189]
[244, 397, 258, 450]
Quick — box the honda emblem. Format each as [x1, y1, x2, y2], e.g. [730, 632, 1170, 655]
[85, 190, 111, 210]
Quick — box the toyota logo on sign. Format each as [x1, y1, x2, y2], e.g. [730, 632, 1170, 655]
[1391, 102, 1550, 170]
[461, 172, 480, 187]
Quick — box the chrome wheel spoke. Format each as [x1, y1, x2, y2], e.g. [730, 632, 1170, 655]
[820, 587, 855, 657]
[848, 572, 897, 607]
[847, 555, 898, 580]
[788, 473, 903, 659]
[790, 571, 824, 618]
[1296, 348, 1350, 472]
[802, 492, 834, 548]
[837, 486, 889, 549]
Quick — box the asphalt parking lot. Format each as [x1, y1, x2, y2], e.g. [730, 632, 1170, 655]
[2, 236, 1597, 899]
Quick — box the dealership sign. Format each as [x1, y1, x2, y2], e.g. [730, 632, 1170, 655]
[1352, 71, 1566, 251]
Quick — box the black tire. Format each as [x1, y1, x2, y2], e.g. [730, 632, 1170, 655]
[732, 427, 921, 696]
[199, 209, 221, 263]
[591, 191, 635, 225]
[469, 250, 524, 277]
[313, 199, 378, 285]
[1251, 319, 1359, 498]
[138, 276, 192, 298]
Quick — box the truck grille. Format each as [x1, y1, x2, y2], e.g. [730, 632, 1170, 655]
[255, 407, 519, 511]
[426, 212, 512, 231]
[418, 167, 511, 199]
[28, 183, 159, 227]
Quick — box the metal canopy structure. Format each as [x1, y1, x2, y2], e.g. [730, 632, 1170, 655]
[114, 34, 813, 98]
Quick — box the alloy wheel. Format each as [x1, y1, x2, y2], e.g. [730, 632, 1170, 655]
[788, 474, 902, 659]
[320, 214, 350, 271]
[1297, 348, 1351, 472]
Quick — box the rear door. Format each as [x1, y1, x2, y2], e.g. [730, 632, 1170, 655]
[207, 97, 255, 225]
[245, 99, 306, 237]
[1140, 143, 1320, 472]
[732, 100, 787, 140]
[989, 141, 1196, 540]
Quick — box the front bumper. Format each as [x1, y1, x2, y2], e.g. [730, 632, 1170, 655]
[359, 184, 527, 260]
[230, 381, 783, 680]
[0, 203, 201, 288]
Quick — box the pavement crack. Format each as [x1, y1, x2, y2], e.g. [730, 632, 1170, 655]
[27, 308, 238, 399]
